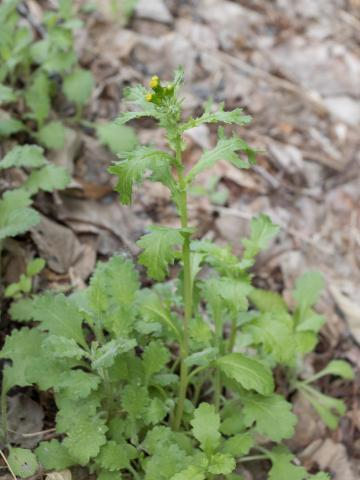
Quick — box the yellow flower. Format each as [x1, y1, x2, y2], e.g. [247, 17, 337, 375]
[166, 84, 174, 91]
[145, 93, 153, 102]
[149, 76, 160, 89]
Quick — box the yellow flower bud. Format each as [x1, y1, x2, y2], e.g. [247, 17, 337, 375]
[166, 83, 174, 91]
[149, 76, 160, 89]
[145, 93, 153, 102]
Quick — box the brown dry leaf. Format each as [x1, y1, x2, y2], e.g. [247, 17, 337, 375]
[7, 394, 44, 449]
[306, 439, 356, 480]
[46, 470, 72, 480]
[329, 283, 360, 345]
[135, 0, 173, 24]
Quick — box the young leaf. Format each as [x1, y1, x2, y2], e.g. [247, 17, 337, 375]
[249, 288, 287, 313]
[96, 122, 138, 155]
[300, 387, 345, 429]
[23, 164, 70, 194]
[137, 226, 183, 281]
[0, 84, 17, 104]
[208, 452, 235, 475]
[0, 145, 47, 170]
[181, 100, 251, 131]
[241, 393, 297, 441]
[171, 466, 206, 480]
[242, 213, 279, 259]
[191, 403, 221, 453]
[186, 134, 253, 183]
[8, 448, 38, 479]
[121, 384, 149, 419]
[108, 146, 174, 204]
[269, 446, 307, 480]
[36, 121, 66, 150]
[217, 353, 274, 396]
[311, 360, 354, 381]
[26, 257, 46, 276]
[42, 335, 87, 360]
[0, 190, 40, 240]
[92, 338, 137, 370]
[63, 67, 94, 106]
[294, 272, 324, 311]
[142, 340, 170, 381]
[222, 432, 254, 457]
[9, 297, 36, 322]
[36, 440, 76, 470]
[204, 277, 253, 315]
[0, 117, 26, 136]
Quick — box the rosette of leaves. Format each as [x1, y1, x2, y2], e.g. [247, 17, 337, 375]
[1, 70, 353, 480]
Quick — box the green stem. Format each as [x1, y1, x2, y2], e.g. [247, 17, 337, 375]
[238, 454, 269, 463]
[213, 305, 222, 411]
[1, 377, 8, 445]
[228, 317, 237, 353]
[173, 135, 193, 431]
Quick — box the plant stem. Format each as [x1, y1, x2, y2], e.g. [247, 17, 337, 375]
[213, 304, 222, 411]
[173, 135, 193, 431]
[228, 316, 237, 352]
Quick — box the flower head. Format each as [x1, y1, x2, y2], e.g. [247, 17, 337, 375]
[145, 92, 153, 102]
[149, 76, 160, 89]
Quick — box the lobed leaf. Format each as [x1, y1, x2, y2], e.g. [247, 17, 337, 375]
[191, 403, 221, 453]
[0, 144, 46, 170]
[242, 213, 279, 259]
[0, 189, 40, 240]
[23, 164, 70, 194]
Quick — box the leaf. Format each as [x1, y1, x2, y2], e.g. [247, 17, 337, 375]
[121, 384, 149, 418]
[208, 452, 235, 475]
[241, 393, 297, 441]
[42, 335, 87, 360]
[8, 448, 38, 478]
[186, 134, 254, 183]
[181, 100, 252, 131]
[145, 397, 168, 425]
[0, 117, 25, 136]
[22, 164, 70, 194]
[63, 67, 94, 106]
[25, 72, 50, 125]
[242, 214, 279, 259]
[62, 414, 108, 465]
[92, 338, 137, 370]
[137, 226, 183, 281]
[294, 272, 324, 311]
[249, 288, 287, 313]
[142, 340, 170, 381]
[43, 50, 76, 73]
[36, 121, 66, 150]
[171, 466, 205, 480]
[300, 387, 345, 429]
[108, 146, 174, 204]
[191, 403, 221, 453]
[0, 84, 17, 104]
[313, 360, 354, 380]
[203, 277, 253, 315]
[55, 369, 100, 399]
[269, 446, 307, 480]
[9, 298, 36, 322]
[97, 440, 137, 471]
[144, 444, 189, 480]
[26, 258, 46, 276]
[32, 293, 86, 348]
[217, 353, 274, 396]
[222, 432, 254, 457]
[184, 347, 219, 368]
[96, 122, 138, 155]
[36, 440, 76, 470]
[0, 145, 46, 170]
[0, 189, 40, 240]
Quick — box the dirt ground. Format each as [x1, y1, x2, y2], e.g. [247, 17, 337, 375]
[1, 0, 360, 479]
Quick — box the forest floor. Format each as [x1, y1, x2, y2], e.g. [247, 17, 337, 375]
[1, 0, 360, 479]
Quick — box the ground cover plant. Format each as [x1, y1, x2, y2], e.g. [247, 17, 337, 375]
[0, 70, 354, 480]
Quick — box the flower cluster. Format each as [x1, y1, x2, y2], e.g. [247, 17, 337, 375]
[145, 75, 174, 104]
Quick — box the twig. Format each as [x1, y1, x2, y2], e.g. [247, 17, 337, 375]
[0, 449, 17, 480]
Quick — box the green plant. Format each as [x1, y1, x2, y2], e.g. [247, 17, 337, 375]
[0, 70, 353, 480]
[4, 258, 45, 299]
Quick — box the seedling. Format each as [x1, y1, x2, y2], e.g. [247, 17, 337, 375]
[0, 70, 352, 480]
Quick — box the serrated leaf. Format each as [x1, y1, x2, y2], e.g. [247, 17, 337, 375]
[217, 353, 274, 396]
[42, 335, 87, 360]
[63, 67, 94, 106]
[23, 164, 70, 194]
[144, 444, 189, 480]
[184, 347, 219, 368]
[181, 100, 251, 131]
[97, 440, 137, 472]
[0, 84, 17, 104]
[26, 257, 46, 276]
[269, 446, 307, 480]
[0, 189, 40, 240]
[36, 440, 76, 470]
[222, 432, 254, 457]
[54, 370, 100, 399]
[208, 452, 235, 475]
[171, 466, 205, 480]
[9, 297, 36, 322]
[241, 393, 297, 441]
[242, 214, 279, 259]
[142, 340, 170, 381]
[36, 121, 66, 150]
[96, 122, 138, 155]
[294, 272, 324, 311]
[43, 50, 76, 73]
[92, 338, 137, 370]
[145, 397, 168, 425]
[108, 146, 174, 204]
[25, 72, 50, 125]
[121, 384, 149, 418]
[191, 403, 220, 453]
[0, 145, 46, 170]
[32, 293, 86, 347]
[137, 226, 183, 281]
[62, 414, 108, 465]
[8, 448, 38, 478]
[203, 277, 253, 315]
[186, 134, 254, 183]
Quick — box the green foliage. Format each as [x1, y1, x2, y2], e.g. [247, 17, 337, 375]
[1, 69, 351, 480]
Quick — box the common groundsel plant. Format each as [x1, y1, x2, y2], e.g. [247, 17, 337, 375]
[0, 70, 354, 480]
